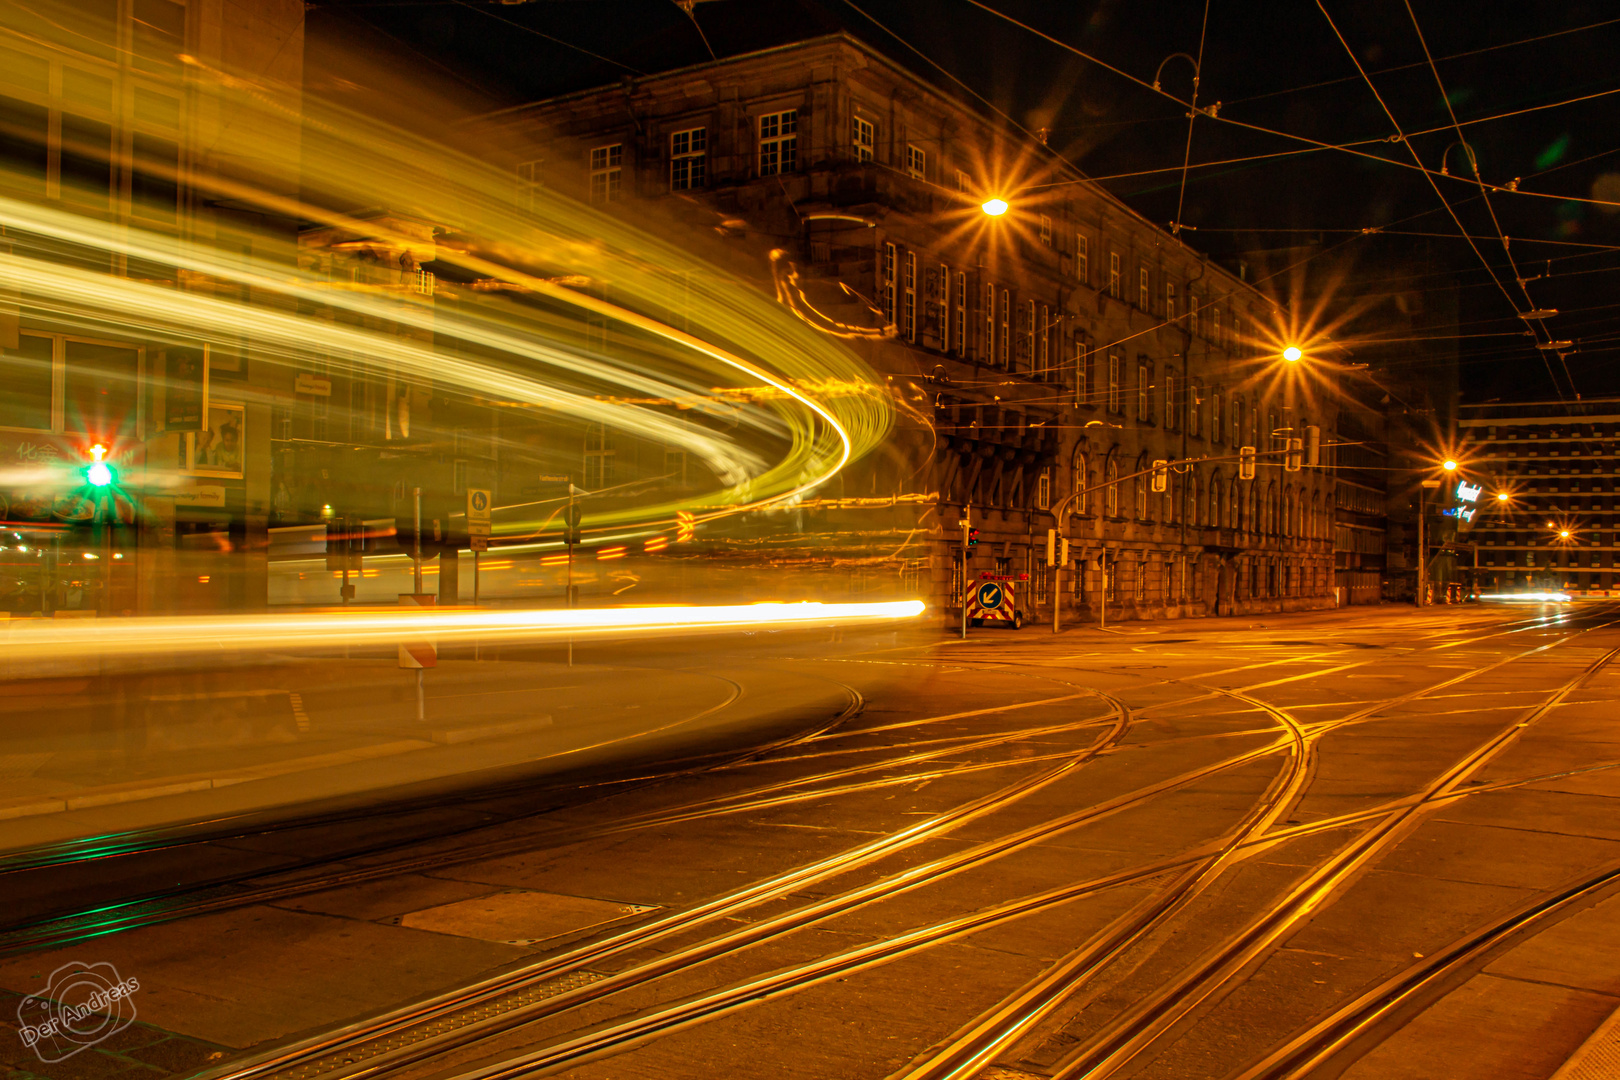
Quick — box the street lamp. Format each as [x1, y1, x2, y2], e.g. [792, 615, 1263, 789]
[1496, 491, 1510, 502]
[1441, 459, 1458, 472]
[1282, 345, 1302, 362]
[981, 198, 1009, 217]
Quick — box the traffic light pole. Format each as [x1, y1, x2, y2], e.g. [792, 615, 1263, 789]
[960, 507, 970, 640]
[567, 483, 576, 667]
[413, 487, 424, 720]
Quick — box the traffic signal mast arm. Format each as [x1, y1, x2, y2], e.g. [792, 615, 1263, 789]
[1049, 441, 1363, 520]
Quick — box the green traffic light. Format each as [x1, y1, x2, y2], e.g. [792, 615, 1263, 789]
[87, 444, 113, 487]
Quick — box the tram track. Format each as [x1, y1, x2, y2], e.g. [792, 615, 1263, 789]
[400, 610, 1620, 1080]
[180, 692, 1134, 1080]
[263, 639, 1571, 1080]
[11, 606, 1605, 1080]
[1034, 641, 1620, 1080]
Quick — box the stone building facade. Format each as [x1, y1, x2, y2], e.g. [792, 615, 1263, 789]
[485, 34, 1339, 623]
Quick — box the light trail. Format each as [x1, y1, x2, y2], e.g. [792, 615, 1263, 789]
[0, 601, 926, 664]
[0, 2, 894, 553]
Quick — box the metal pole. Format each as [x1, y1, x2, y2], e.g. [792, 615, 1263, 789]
[959, 506, 970, 640]
[567, 483, 575, 667]
[413, 490, 425, 716]
[413, 487, 423, 595]
[473, 549, 480, 605]
[1099, 555, 1107, 632]
[1052, 556, 1061, 634]
[1416, 482, 1426, 607]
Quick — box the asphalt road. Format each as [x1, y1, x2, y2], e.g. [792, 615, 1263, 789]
[3, 602, 1619, 1080]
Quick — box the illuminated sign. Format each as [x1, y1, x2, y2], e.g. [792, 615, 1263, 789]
[1442, 507, 1476, 522]
[1456, 481, 1482, 503]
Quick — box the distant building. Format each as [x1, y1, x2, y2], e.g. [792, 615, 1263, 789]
[482, 33, 1341, 623]
[1458, 399, 1620, 596]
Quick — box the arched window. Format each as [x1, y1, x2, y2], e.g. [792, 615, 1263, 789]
[1074, 452, 1090, 515]
[1188, 471, 1201, 527]
[1229, 479, 1240, 531]
[1134, 453, 1150, 520]
[1105, 457, 1119, 517]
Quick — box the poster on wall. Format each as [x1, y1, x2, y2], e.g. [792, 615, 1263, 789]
[163, 344, 209, 432]
[185, 401, 244, 478]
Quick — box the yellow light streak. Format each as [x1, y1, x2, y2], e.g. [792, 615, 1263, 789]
[2, 601, 927, 663]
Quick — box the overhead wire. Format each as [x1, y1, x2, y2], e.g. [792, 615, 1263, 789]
[1170, 0, 1213, 240]
[1402, 0, 1577, 398]
[1313, 0, 1568, 400]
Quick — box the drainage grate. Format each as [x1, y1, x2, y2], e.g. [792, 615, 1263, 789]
[273, 970, 606, 1080]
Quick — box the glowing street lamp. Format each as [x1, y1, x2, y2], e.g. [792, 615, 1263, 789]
[1559, 529, 1572, 540]
[1282, 345, 1302, 362]
[1441, 459, 1458, 472]
[1496, 491, 1510, 502]
[981, 198, 1009, 217]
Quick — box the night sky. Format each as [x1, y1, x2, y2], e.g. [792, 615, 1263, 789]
[309, 0, 1620, 405]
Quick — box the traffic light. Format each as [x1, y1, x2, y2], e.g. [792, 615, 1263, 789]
[1239, 445, 1257, 481]
[1046, 528, 1057, 564]
[1150, 460, 1168, 493]
[967, 527, 980, 548]
[1284, 438, 1304, 472]
[85, 444, 114, 488]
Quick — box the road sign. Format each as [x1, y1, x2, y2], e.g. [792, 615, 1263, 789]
[467, 487, 492, 539]
[398, 593, 437, 669]
[975, 580, 1005, 611]
[675, 510, 695, 543]
[537, 474, 570, 483]
[470, 534, 489, 552]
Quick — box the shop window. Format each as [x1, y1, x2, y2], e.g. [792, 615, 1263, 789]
[0, 334, 54, 431]
[65, 340, 140, 443]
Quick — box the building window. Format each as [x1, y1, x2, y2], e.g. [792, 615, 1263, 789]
[852, 116, 874, 162]
[584, 423, 615, 488]
[1189, 299, 1199, 337]
[1212, 306, 1222, 345]
[1106, 458, 1120, 517]
[984, 281, 995, 363]
[1139, 267, 1150, 310]
[1025, 299, 1036, 372]
[1075, 454, 1089, 515]
[1107, 352, 1121, 413]
[1076, 233, 1089, 285]
[1191, 380, 1204, 437]
[589, 144, 622, 203]
[1109, 252, 1121, 298]
[882, 242, 896, 328]
[902, 250, 917, 342]
[1039, 214, 1052, 246]
[937, 262, 950, 349]
[955, 168, 971, 192]
[954, 272, 967, 355]
[1166, 281, 1176, 322]
[759, 110, 798, 175]
[1038, 304, 1050, 379]
[999, 289, 1011, 368]
[670, 127, 706, 190]
[1075, 335, 1091, 402]
[907, 144, 925, 179]
[1137, 363, 1149, 422]
[1037, 467, 1052, 510]
[1164, 374, 1176, 431]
